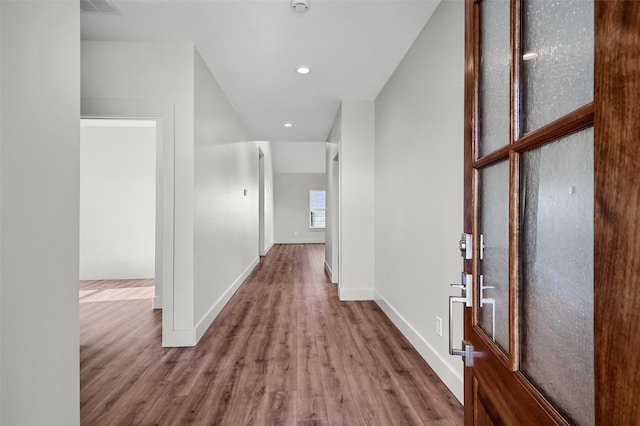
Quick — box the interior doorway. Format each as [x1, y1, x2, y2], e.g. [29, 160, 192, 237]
[331, 151, 340, 284]
[259, 148, 266, 256]
[79, 118, 158, 304]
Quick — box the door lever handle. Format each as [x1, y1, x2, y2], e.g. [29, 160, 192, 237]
[480, 275, 495, 341]
[449, 295, 466, 357]
[450, 273, 472, 305]
[449, 295, 475, 367]
[449, 273, 473, 366]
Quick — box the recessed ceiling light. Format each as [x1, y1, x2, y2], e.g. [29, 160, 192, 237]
[296, 66, 311, 75]
[284, 123, 293, 128]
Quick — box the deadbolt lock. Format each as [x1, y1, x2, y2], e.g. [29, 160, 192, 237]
[459, 233, 472, 260]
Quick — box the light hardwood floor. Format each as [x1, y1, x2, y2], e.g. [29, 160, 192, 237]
[80, 244, 464, 425]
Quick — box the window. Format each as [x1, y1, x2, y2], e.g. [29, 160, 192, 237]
[309, 190, 326, 229]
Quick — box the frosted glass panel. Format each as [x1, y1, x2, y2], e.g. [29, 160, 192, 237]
[520, 128, 594, 426]
[522, 0, 594, 133]
[479, 0, 511, 156]
[478, 160, 509, 353]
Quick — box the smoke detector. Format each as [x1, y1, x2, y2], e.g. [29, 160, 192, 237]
[291, 0, 310, 13]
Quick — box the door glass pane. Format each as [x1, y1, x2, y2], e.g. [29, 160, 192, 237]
[479, 0, 511, 156]
[519, 127, 594, 426]
[478, 160, 509, 353]
[521, 0, 594, 134]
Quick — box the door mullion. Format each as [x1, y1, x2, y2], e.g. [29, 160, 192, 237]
[513, 104, 595, 153]
[508, 150, 520, 372]
[508, 0, 521, 375]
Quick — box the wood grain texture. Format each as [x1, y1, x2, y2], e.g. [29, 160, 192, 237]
[463, 1, 477, 423]
[594, 1, 640, 424]
[81, 244, 463, 425]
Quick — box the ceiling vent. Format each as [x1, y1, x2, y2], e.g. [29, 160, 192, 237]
[291, 0, 310, 13]
[80, 0, 121, 15]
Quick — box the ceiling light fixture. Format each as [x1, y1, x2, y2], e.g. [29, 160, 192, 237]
[296, 66, 311, 75]
[284, 123, 293, 128]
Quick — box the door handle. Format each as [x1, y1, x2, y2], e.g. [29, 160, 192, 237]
[449, 295, 467, 358]
[449, 295, 474, 367]
[449, 273, 474, 366]
[480, 275, 496, 341]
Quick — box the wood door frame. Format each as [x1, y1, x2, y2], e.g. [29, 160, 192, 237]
[594, 1, 640, 423]
[463, 0, 640, 423]
[462, 0, 475, 417]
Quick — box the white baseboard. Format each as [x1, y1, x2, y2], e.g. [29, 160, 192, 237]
[152, 296, 162, 310]
[375, 291, 464, 403]
[275, 238, 325, 244]
[324, 261, 339, 284]
[324, 260, 332, 278]
[162, 329, 196, 347]
[339, 287, 374, 301]
[194, 256, 260, 343]
[260, 242, 274, 256]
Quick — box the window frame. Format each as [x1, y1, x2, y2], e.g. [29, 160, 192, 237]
[309, 189, 326, 229]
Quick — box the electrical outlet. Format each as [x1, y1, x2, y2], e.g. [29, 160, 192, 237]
[436, 316, 443, 337]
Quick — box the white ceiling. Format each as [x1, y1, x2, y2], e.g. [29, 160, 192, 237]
[81, 0, 440, 143]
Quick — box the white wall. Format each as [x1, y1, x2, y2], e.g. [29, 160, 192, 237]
[192, 49, 259, 341]
[373, 0, 464, 402]
[80, 123, 156, 280]
[274, 173, 326, 244]
[328, 100, 376, 301]
[1, 1, 80, 424]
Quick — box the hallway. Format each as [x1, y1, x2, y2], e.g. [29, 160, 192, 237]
[80, 244, 463, 425]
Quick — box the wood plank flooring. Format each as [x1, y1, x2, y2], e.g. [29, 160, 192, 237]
[80, 244, 463, 425]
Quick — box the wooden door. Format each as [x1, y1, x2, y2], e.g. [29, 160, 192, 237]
[459, 0, 640, 424]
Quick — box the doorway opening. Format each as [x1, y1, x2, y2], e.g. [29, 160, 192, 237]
[329, 151, 340, 284]
[79, 118, 157, 304]
[259, 148, 266, 256]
